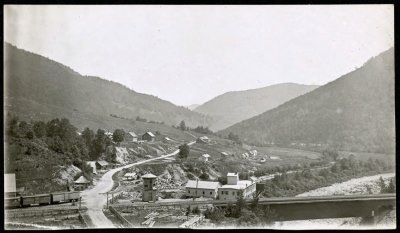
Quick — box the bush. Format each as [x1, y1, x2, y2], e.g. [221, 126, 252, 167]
[199, 172, 210, 180]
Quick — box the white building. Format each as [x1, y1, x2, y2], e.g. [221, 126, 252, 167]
[200, 154, 210, 162]
[86, 161, 97, 174]
[124, 172, 137, 181]
[185, 180, 220, 199]
[218, 173, 256, 201]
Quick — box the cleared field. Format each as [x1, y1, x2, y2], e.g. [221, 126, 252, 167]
[254, 146, 321, 159]
[339, 151, 395, 163]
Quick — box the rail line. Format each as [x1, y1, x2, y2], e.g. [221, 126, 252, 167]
[110, 193, 396, 208]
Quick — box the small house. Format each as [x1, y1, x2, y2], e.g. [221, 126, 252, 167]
[124, 172, 137, 181]
[142, 132, 155, 142]
[163, 137, 172, 143]
[125, 132, 138, 143]
[201, 154, 210, 162]
[196, 136, 210, 144]
[86, 161, 97, 174]
[5, 173, 17, 197]
[96, 160, 110, 170]
[105, 131, 113, 139]
[74, 176, 90, 190]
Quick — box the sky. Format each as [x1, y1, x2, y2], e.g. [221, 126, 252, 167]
[4, 5, 394, 106]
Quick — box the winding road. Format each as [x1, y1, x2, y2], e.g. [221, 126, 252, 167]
[81, 141, 196, 228]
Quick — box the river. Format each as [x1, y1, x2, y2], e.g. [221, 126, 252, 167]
[274, 172, 396, 229]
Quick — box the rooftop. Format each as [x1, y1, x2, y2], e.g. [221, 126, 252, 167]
[124, 172, 137, 177]
[144, 132, 155, 137]
[128, 132, 137, 137]
[202, 154, 210, 158]
[97, 160, 109, 166]
[220, 180, 253, 190]
[75, 176, 90, 184]
[142, 173, 157, 179]
[185, 180, 221, 190]
[227, 172, 238, 177]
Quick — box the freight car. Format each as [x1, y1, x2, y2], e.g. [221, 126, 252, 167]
[51, 191, 80, 203]
[5, 197, 22, 208]
[21, 194, 51, 207]
[5, 191, 81, 209]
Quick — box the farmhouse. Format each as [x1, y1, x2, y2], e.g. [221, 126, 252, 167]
[96, 160, 110, 170]
[200, 154, 210, 162]
[105, 131, 113, 139]
[185, 180, 220, 199]
[124, 172, 137, 181]
[218, 173, 256, 201]
[74, 176, 90, 190]
[86, 161, 97, 174]
[142, 132, 155, 142]
[125, 131, 138, 143]
[196, 136, 210, 144]
[5, 173, 17, 197]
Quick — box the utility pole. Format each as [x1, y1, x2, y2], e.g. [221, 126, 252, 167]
[106, 192, 109, 208]
[195, 178, 199, 201]
[79, 197, 82, 210]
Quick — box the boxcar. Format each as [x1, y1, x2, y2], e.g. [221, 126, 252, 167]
[51, 192, 69, 203]
[67, 191, 80, 201]
[22, 194, 51, 206]
[5, 197, 21, 208]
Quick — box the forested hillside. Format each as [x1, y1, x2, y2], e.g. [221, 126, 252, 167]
[221, 48, 395, 154]
[4, 43, 213, 129]
[195, 83, 318, 130]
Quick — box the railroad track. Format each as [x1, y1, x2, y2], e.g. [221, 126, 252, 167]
[110, 193, 396, 208]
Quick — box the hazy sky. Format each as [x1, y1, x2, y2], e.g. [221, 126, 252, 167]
[4, 5, 394, 106]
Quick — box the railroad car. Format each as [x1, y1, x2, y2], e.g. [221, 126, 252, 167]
[51, 191, 80, 203]
[67, 191, 80, 201]
[5, 196, 22, 208]
[21, 194, 51, 207]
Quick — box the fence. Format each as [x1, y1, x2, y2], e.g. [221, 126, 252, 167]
[78, 211, 93, 228]
[6, 207, 79, 219]
[109, 206, 134, 227]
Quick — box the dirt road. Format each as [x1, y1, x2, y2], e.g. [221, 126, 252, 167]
[82, 141, 195, 228]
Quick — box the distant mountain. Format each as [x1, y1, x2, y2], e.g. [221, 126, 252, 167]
[187, 104, 200, 110]
[194, 83, 319, 130]
[4, 43, 213, 129]
[220, 48, 395, 154]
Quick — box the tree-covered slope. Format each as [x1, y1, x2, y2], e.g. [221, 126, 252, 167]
[4, 42, 213, 128]
[220, 48, 395, 154]
[195, 83, 318, 131]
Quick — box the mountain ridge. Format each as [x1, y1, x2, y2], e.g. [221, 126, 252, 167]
[220, 47, 395, 154]
[4, 42, 213, 129]
[194, 83, 319, 130]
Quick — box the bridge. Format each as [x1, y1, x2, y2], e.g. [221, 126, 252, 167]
[111, 194, 395, 224]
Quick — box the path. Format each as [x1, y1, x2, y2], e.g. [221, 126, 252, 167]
[82, 141, 196, 228]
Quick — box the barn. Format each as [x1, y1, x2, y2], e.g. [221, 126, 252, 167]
[125, 131, 138, 143]
[142, 132, 155, 142]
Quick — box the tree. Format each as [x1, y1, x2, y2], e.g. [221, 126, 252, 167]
[234, 189, 246, 217]
[112, 129, 125, 144]
[186, 206, 191, 220]
[33, 121, 46, 138]
[199, 172, 209, 180]
[178, 144, 190, 159]
[81, 127, 95, 147]
[179, 120, 186, 131]
[192, 206, 201, 215]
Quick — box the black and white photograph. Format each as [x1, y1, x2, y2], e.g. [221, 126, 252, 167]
[3, 4, 395, 229]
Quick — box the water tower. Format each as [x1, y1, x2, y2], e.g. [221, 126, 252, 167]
[142, 173, 158, 202]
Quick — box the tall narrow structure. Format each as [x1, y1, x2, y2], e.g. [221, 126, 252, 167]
[142, 173, 158, 202]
